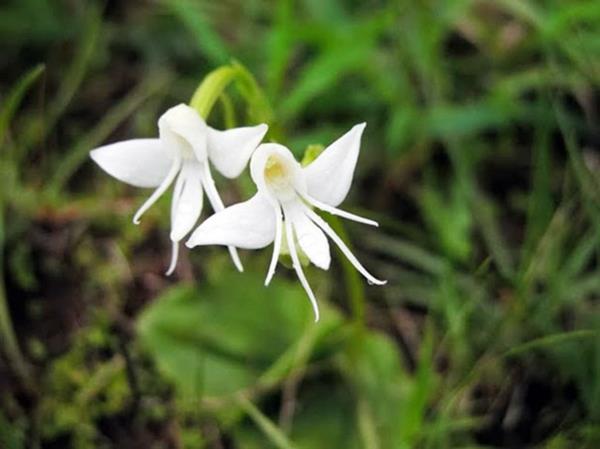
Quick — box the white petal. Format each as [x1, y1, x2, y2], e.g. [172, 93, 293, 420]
[264, 207, 283, 286]
[301, 193, 378, 227]
[303, 205, 386, 286]
[199, 163, 244, 272]
[133, 156, 181, 224]
[207, 124, 268, 178]
[90, 139, 171, 188]
[159, 104, 208, 162]
[285, 202, 330, 270]
[186, 193, 276, 249]
[303, 123, 366, 207]
[166, 241, 179, 276]
[170, 161, 204, 242]
[285, 217, 320, 322]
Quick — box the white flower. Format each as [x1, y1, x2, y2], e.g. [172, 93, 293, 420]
[90, 103, 268, 274]
[186, 123, 386, 321]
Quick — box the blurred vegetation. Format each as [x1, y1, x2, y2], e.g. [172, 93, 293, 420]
[1, 0, 599, 448]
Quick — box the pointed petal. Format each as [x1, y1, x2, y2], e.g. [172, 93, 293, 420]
[166, 241, 179, 276]
[303, 205, 386, 286]
[207, 124, 268, 178]
[286, 202, 330, 270]
[285, 217, 320, 322]
[186, 193, 276, 249]
[133, 157, 181, 224]
[170, 161, 204, 242]
[303, 123, 366, 207]
[264, 208, 283, 286]
[199, 163, 244, 272]
[301, 193, 378, 227]
[90, 139, 171, 188]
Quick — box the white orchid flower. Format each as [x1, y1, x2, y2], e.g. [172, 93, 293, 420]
[90, 103, 268, 274]
[186, 123, 386, 321]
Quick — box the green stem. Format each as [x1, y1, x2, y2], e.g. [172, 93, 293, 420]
[236, 395, 297, 449]
[189, 65, 238, 119]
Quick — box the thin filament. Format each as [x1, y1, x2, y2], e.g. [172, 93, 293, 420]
[303, 205, 386, 286]
[133, 156, 181, 224]
[201, 163, 244, 272]
[265, 206, 283, 286]
[301, 193, 378, 227]
[284, 213, 320, 322]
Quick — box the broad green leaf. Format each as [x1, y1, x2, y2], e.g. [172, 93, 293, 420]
[137, 271, 343, 398]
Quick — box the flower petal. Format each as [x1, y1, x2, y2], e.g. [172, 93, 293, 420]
[264, 207, 283, 286]
[170, 161, 204, 242]
[132, 156, 181, 224]
[166, 241, 180, 276]
[300, 192, 378, 227]
[186, 192, 275, 249]
[285, 217, 320, 322]
[207, 124, 268, 178]
[90, 139, 171, 188]
[199, 163, 244, 272]
[303, 204, 386, 286]
[159, 104, 208, 161]
[285, 202, 330, 270]
[303, 123, 366, 207]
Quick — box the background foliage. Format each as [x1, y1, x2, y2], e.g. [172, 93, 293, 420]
[1, 0, 599, 448]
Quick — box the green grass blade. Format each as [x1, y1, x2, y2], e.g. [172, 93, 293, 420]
[236, 395, 297, 449]
[163, 0, 229, 65]
[505, 330, 599, 357]
[49, 72, 170, 192]
[0, 64, 45, 144]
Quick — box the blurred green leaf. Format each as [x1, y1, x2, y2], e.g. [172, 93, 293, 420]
[0, 409, 25, 449]
[49, 71, 170, 192]
[138, 271, 342, 398]
[425, 101, 514, 139]
[163, 0, 229, 65]
[420, 174, 472, 263]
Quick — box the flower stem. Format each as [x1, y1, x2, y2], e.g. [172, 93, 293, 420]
[189, 65, 238, 119]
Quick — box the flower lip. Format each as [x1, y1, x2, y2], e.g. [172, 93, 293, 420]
[250, 143, 306, 203]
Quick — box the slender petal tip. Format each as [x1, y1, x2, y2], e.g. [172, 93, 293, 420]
[313, 310, 320, 322]
[368, 278, 387, 286]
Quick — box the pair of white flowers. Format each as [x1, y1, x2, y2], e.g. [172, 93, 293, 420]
[91, 104, 385, 320]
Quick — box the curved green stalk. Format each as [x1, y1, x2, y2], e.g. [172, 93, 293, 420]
[189, 65, 238, 119]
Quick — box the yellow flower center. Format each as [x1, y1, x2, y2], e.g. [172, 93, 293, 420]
[264, 155, 290, 189]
